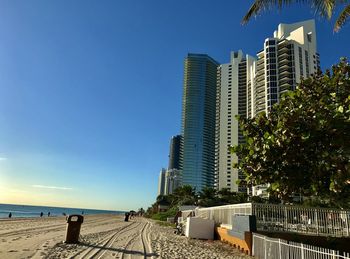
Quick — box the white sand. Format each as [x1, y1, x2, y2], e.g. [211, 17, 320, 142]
[0, 215, 252, 258]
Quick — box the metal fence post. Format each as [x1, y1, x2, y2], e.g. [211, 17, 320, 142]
[344, 211, 349, 236]
[301, 243, 304, 259]
[278, 239, 282, 259]
[315, 209, 319, 235]
[284, 207, 288, 231]
[264, 235, 267, 259]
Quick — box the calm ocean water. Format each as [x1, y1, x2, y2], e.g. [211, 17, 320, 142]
[0, 203, 125, 218]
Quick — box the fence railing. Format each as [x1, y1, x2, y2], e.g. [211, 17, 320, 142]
[182, 203, 252, 227]
[253, 233, 350, 259]
[252, 203, 350, 237]
[181, 202, 350, 237]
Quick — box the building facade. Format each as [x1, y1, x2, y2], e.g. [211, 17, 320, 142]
[215, 50, 256, 192]
[247, 20, 320, 197]
[180, 53, 219, 191]
[168, 135, 181, 170]
[215, 20, 320, 194]
[164, 169, 181, 195]
[157, 168, 166, 196]
[248, 19, 320, 118]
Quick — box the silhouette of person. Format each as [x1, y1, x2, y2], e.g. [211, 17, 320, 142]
[8, 212, 12, 218]
[124, 212, 130, 222]
[40, 212, 43, 217]
[48, 212, 51, 217]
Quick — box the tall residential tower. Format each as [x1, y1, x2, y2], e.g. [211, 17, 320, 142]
[248, 19, 320, 117]
[180, 54, 219, 191]
[215, 50, 256, 192]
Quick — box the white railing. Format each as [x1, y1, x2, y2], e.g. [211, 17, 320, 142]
[253, 233, 350, 259]
[181, 202, 350, 237]
[189, 203, 252, 226]
[252, 203, 350, 237]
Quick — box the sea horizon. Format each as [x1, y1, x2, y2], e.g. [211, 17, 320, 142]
[0, 203, 126, 218]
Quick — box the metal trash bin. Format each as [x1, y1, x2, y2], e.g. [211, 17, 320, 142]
[65, 214, 84, 244]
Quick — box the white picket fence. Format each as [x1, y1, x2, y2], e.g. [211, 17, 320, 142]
[253, 233, 350, 259]
[181, 203, 350, 237]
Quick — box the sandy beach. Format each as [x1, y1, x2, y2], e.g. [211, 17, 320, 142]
[0, 215, 252, 258]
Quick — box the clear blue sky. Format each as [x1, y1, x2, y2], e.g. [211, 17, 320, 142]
[0, 0, 349, 211]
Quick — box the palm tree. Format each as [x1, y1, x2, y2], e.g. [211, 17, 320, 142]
[242, 0, 350, 32]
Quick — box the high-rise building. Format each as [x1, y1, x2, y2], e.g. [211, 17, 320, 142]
[168, 135, 181, 170]
[215, 20, 320, 193]
[215, 50, 256, 192]
[248, 19, 320, 117]
[180, 53, 219, 191]
[164, 169, 181, 195]
[247, 20, 320, 197]
[157, 168, 166, 196]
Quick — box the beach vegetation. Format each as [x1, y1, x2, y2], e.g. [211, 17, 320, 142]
[232, 59, 350, 208]
[145, 185, 250, 219]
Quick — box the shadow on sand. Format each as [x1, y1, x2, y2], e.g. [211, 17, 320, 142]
[77, 242, 159, 257]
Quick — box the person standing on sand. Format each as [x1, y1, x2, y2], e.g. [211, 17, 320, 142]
[48, 212, 50, 217]
[40, 212, 43, 217]
[124, 212, 130, 222]
[8, 212, 12, 218]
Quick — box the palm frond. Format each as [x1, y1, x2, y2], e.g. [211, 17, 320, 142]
[334, 4, 350, 31]
[311, 0, 336, 19]
[242, 0, 340, 25]
[242, 0, 301, 25]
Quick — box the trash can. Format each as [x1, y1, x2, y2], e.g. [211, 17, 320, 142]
[65, 214, 84, 244]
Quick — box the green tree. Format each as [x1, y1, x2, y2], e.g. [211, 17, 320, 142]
[217, 188, 248, 204]
[242, 0, 350, 32]
[232, 59, 350, 207]
[171, 185, 197, 206]
[198, 187, 218, 207]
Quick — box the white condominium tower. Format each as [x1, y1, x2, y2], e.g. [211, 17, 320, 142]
[215, 20, 320, 193]
[215, 50, 256, 192]
[248, 19, 320, 118]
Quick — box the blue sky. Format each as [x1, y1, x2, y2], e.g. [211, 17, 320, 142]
[0, 0, 349, 211]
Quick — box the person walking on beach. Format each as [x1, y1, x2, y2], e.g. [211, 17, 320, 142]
[8, 212, 12, 218]
[48, 212, 50, 217]
[40, 212, 43, 217]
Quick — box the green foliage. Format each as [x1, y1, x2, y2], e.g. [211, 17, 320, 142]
[151, 206, 178, 221]
[232, 59, 350, 208]
[145, 186, 250, 219]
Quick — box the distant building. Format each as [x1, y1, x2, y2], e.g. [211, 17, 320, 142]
[168, 135, 181, 170]
[157, 168, 166, 196]
[180, 53, 219, 192]
[164, 169, 181, 195]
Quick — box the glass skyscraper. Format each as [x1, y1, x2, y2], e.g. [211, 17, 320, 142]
[180, 53, 219, 191]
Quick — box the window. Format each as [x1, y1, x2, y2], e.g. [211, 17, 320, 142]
[307, 33, 312, 42]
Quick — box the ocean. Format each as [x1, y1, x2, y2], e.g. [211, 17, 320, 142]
[0, 203, 125, 218]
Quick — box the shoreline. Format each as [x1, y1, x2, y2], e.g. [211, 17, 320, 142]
[0, 212, 122, 220]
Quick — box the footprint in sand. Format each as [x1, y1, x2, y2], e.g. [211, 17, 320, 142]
[23, 249, 30, 251]
[8, 250, 17, 253]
